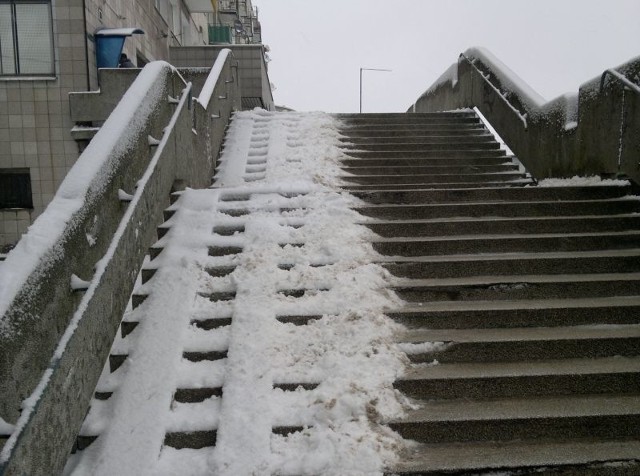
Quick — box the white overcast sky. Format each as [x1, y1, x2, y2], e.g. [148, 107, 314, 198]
[257, 0, 640, 113]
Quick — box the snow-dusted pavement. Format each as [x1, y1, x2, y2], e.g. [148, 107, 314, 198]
[64, 111, 408, 476]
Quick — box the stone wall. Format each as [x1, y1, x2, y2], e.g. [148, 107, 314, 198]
[409, 49, 640, 184]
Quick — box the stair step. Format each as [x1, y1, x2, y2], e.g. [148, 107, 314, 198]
[394, 274, 640, 301]
[395, 356, 640, 400]
[389, 395, 640, 444]
[337, 112, 477, 120]
[384, 249, 640, 279]
[342, 163, 519, 175]
[390, 439, 640, 475]
[341, 130, 492, 139]
[342, 156, 511, 167]
[342, 172, 526, 185]
[373, 231, 640, 256]
[398, 324, 640, 363]
[341, 133, 495, 144]
[345, 148, 506, 158]
[353, 185, 630, 205]
[366, 215, 640, 237]
[337, 115, 480, 125]
[344, 180, 533, 190]
[356, 198, 640, 219]
[387, 296, 640, 329]
[342, 141, 501, 151]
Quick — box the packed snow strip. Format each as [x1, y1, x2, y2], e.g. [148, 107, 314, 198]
[67, 110, 408, 475]
[65, 189, 224, 476]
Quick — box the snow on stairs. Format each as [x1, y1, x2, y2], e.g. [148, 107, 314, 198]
[337, 111, 640, 474]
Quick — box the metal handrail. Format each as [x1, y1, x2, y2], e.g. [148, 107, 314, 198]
[600, 68, 640, 94]
[458, 53, 528, 129]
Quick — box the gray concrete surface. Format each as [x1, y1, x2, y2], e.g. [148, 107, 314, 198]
[409, 53, 640, 185]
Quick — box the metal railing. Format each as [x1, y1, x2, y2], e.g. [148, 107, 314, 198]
[600, 68, 640, 95]
[459, 52, 528, 129]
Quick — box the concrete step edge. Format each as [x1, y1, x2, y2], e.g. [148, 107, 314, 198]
[393, 394, 640, 423]
[392, 295, 640, 313]
[389, 439, 640, 474]
[390, 272, 640, 287]
[397, 323, 640, 345]
[400, 356, 640, 381]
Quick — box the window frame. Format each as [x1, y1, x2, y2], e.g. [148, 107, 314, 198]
[0, 0, 55, 77]
[0, 169, 33, 209]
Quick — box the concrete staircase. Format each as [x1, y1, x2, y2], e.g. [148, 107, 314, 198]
[337, 111, 640, 474]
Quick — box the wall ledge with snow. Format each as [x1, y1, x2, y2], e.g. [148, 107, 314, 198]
[0, 50, 239, 475]
[410, 47, 640, 185]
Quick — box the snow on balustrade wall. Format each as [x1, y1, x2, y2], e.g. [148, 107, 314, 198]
[0, 50, 240, 476]
[410, 47, 640, 184]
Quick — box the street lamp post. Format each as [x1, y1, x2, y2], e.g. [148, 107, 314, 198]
[359, 67, 392, 113]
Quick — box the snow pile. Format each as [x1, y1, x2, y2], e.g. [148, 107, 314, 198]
[67, 110, 408, 476]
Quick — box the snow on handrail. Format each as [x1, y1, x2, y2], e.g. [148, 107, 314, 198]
[463, 47, 547, 111]
[600, 68, 640, 95]
[196, 48, 232, 109]
[459, 52, 528, 129]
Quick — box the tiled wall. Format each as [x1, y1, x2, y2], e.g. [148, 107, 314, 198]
[0, 0, 86, 247]
[0, 0, 208, 247]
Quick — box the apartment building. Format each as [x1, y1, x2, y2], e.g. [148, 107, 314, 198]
[0, 0, 263, 249]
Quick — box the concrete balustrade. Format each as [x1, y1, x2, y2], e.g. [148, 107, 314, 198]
[0, 51, 239, 475]
[409, 48, 640, 184]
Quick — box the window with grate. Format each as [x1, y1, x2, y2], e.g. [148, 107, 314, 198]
[0, 169, 33, 208]
[0, 1, 54, 76]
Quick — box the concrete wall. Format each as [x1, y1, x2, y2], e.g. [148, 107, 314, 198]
[0, 0, 209, 248]
[409, 50, 640, 184]
[169, 44, 275, 110]
[0, 54, 239, 475]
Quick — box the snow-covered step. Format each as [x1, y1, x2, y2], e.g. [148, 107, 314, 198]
[340, 125, 489, 136]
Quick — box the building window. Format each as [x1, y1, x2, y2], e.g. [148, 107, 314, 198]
[0, 169, 33, 208]
[0, 1, 54, 76]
